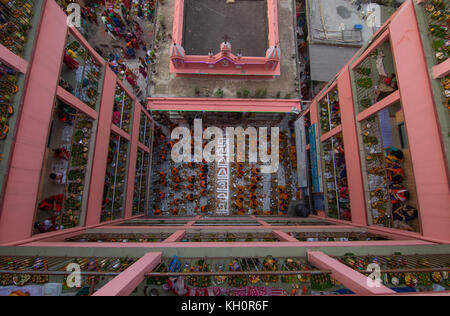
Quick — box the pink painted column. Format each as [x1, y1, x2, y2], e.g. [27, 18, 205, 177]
[85, 67, 116, 226]
[338, 68, 368, 226]
[0, 0, 68, 244]
[389, 2, 450, 241]
[93, 252, 162, 296]
[307, 251, 396, 295]
[124, 101, 141, 218]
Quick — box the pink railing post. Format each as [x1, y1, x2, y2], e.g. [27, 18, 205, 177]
[93, 252, 162, 296]
[307, 251, 396, 295]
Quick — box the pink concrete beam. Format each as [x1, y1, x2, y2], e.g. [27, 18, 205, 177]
[0, 0, 68, 244]
[356, 90, 401, 122]
[0, 43, 28, 73]
[111, 124, 131, 141]
[249, 215, 271, 226]
[137, 142, 150, 153]
[93, 252, 162, 296]
[272, 230, 298, 242]
[320, 125, 342, 142]
[164, 230, 186, 242]
[147, 98, 301, 113]
[117, 79, 136, 101]
[338, 68, 368, 226]
[56, 86, 98, 119]
[185, 215, 201, 227]
[390, 3, 450, 241]
[69, 27, 105, 66]
[307, 251, 396, 295]
[432, 58, 450, 79]
[351, 31, 390, 69]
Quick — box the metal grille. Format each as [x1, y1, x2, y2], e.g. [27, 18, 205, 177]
[182, 232, 279, 242]
[290, 231, 389, 241]
[117, 220, 188, 226]
[146, 256, 330, 277]
[193, 220, 261, 226]
[335, 254, 450, 273]
[65, 233, 172, 242]
[0, 255, 139, 286]
[264, 220, 335, 226]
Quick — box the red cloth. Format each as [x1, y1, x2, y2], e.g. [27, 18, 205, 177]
[63, 53, 79, 70]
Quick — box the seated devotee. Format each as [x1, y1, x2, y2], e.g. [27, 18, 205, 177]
[251, 167, 261, 175]
[250, 175, 260, 183]
[171, 167, 179, 176]
[187, 183, 194, 191]
[200, 181, 206, 188]
[199, 173, 206, 180]
[200, 189, 207, 196]
[188, 176, 196, 183]
[159, 191, 165, 199]
[49, 172, 66, 185]
[154, 209, 162, 215]
[54, 147, 70, 160]
[174, 176, 182, 183]
[186, 193, 194, 201]
[249, 199, 259, 209]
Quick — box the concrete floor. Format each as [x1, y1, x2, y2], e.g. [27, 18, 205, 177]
[80, 6, 155, 103]
[182, 0, 268, 57]
[149, 0, 299, 99]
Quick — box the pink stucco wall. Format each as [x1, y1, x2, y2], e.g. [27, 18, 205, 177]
[0, 0, 68, 244]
